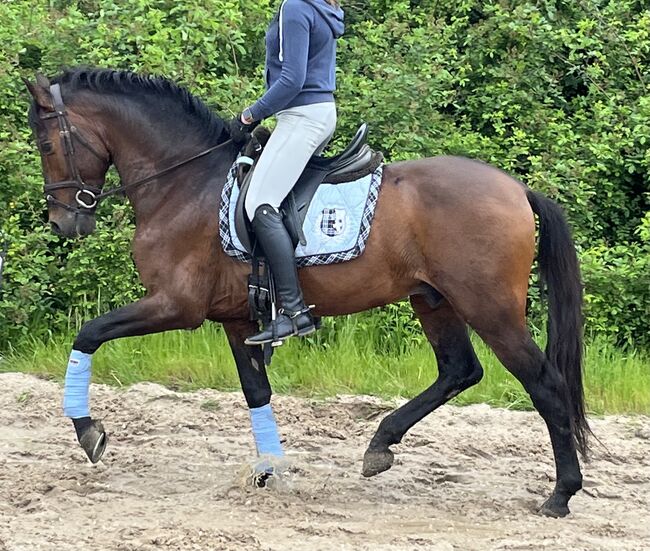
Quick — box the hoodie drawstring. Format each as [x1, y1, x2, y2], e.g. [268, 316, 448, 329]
[278, 0, 288, 62]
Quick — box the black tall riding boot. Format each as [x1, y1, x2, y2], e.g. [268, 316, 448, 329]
[245, 204, 316, 345]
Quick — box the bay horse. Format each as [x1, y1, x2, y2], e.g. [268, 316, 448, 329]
[25, 68, 588, 517]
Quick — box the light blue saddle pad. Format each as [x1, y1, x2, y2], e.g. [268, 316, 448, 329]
[219, 163, 383, 267]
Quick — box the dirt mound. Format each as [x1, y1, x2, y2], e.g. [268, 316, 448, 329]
[1, 372, 649, 550]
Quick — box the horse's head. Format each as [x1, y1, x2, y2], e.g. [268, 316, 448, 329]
[25, 73, 111, 238]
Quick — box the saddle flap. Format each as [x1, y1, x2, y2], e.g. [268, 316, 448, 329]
[221, 158, 384, 269]
[234, 169, 255, 254]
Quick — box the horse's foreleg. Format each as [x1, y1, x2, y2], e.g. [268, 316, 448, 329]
[223, 320, 283, 483]
[363, 296, 483, 477]
[65, 294, 202, 463]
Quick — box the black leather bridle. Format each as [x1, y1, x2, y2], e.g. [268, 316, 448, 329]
[40, 83, 107, 213]
[39, 83, 233, 215]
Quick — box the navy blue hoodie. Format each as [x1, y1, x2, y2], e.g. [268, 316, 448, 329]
[248, 0, 345, 122]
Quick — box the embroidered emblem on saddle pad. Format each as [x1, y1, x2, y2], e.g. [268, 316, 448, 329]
[320, 208, 346, 237]
[219, 165, 383, 267]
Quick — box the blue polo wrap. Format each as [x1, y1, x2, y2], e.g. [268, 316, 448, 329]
[63, 350, 93, 418]
[249, 403, 284, 457]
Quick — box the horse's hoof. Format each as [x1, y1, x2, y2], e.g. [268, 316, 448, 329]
[538, 495, 570, 518]
[79, 420, 108, 464]
[362, 448, 394, 477]
[253, 471, 272, 488]
[250, 456, 280, 488]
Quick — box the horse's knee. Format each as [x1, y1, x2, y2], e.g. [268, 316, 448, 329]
[73, 299, 204, 354]
[73, 319, 103, 354]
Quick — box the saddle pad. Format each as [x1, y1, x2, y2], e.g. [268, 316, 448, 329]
[219, 163, 383, 267]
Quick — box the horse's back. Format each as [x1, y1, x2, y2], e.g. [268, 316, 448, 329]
[385, 155, 530, 209]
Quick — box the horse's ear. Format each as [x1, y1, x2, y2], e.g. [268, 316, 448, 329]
[24, 73, 53, 109]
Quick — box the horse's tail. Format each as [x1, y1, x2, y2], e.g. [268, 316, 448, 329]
[526, 189, 590, 457]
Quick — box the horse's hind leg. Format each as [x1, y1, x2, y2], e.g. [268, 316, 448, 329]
[362, 295, 483, 477]
[471, 313, 583, 517]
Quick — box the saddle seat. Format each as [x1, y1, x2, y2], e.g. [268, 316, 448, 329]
[234, 123, 383, 254]
[307, 123, 370, 173]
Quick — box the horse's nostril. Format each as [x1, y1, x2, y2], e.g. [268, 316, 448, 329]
[50, 221, 62, 235]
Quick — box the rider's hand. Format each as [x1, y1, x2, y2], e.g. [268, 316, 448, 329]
[228, 109, 258, 145]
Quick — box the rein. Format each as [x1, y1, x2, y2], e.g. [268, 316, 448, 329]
[41, 83, 233, 214]
[93, 140, 233, 201]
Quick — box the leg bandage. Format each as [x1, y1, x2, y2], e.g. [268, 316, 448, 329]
[249, 403, 284, 456]
[63, 350, 93, 418]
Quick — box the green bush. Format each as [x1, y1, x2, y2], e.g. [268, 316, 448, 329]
[0, 0, 648, 349]
[582, 212, 650, 347]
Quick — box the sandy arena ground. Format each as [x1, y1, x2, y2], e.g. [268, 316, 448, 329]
[1, 372, 649, 551]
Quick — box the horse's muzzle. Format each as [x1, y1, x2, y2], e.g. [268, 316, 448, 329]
[49, 211, 96, 238]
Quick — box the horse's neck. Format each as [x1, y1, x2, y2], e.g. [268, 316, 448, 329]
[102, 112, 235, 219]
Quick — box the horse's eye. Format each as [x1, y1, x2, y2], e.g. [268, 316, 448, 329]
[40, 141, 54, 155]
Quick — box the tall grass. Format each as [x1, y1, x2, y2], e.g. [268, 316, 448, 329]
[2, 315, 649, 414]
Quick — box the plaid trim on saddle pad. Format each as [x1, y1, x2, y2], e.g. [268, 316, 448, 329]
[219, 163, 383, 267]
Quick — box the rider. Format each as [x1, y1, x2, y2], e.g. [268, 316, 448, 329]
[230, 0, 344, 345]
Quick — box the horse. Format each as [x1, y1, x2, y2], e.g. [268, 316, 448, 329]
[25, 68, 588, 517]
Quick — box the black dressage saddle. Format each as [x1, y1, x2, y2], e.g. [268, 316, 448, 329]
[234, 123, 383, 253]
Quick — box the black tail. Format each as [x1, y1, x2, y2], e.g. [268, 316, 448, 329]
[526, 189, 590, 457]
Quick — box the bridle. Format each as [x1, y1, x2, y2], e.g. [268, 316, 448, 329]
[39, 83, 233, 215]
[40, 84, 107, 213]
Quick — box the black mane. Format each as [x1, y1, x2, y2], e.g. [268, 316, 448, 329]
[51, 68, 229, 144]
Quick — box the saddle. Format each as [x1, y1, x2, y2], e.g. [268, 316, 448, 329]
[234, 123, 383, 253]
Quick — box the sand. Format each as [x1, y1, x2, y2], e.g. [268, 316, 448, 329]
[1, 372, 649, 551]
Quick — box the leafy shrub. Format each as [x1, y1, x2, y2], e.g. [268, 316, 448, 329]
[0, 0, 648, 350]
[582, 212, 650, 347]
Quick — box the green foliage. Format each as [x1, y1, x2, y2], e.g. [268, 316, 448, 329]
[581, 210, 650, 347]
[0, 0, 649, 349]
[0, 203, 142, 345]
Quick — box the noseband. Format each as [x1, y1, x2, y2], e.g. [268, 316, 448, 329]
[39, 84, 233, 215]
